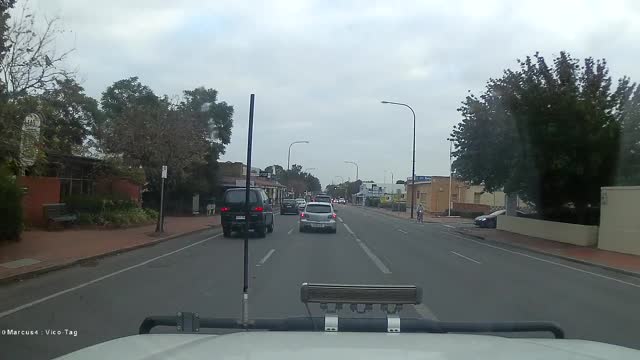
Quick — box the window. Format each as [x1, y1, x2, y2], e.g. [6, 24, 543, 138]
[225, 190, 258, 203]
[305, 204, 332, 213]
[452, 194, 458, 201]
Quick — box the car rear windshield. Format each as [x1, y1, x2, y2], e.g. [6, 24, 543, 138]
[305, 204, 332, 213]
[283, 199, 296, 204]
[224, 190, 258, 204]
[315, 196, 331, 202]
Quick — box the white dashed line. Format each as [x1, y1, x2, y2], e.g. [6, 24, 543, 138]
[450, 251, 481, 264]
[257, 249, 276, 266]
[413, 303, 439, 320]
[442, 224, 454, 228]
[287, 228, 294, 235]
[337, 217, 344, 223]
[343, 223, 355, 235]
[341, 223, 390, 274]
[397, 229, 408, 234]
[0, 233, 223, 319]
[447, 232, 640, 289]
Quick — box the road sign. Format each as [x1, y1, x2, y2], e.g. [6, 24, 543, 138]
[161, 165, 167, 179]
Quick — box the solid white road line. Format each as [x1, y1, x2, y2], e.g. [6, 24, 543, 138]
[287, 228, 294, 235]
[397, 229, 408, 234]
[338, 217, 344, 223]
[447, 232, 640, 289]
[450, 251, 481, 264]
[0, 233, 223, 319]
[413, 303, 439, 320]
[442, 224, 455, 228]
[257, 249, 276, 266]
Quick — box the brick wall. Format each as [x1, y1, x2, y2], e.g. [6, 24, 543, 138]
[96, 178, 141, 204]
[17, 176, 61, 227]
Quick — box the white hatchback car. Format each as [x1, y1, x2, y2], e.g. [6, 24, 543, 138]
[299, 202, 337, 233]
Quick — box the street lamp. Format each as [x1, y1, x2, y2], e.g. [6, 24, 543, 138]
[381, 100, 416, 219]
[288, 140, 309, 170]
[344, 161, 358, 180]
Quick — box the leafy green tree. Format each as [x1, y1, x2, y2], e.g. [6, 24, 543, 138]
[450, 52, 638, 223]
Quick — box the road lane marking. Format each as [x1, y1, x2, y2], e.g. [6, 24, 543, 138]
[447, 232, 640, 289]
[257, 249, 276, 266]
[0, 233, 223, 319]
[443, 224, 454, 228]
[287, 228, 294, 235]
[397, 229, 408, 234]
[413, 303, 439, 320]
[343, 223, 355, 235]
[354, 237, 392, 274]
[337, 217, 344, 223]
[450, 251, 481, 264]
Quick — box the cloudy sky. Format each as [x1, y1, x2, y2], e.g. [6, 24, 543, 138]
[26, 0, 640, 187]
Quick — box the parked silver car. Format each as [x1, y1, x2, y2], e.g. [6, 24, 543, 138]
[299, 202, 337, 233]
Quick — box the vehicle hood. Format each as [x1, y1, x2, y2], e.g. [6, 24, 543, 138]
[55, 331, 638, 360]
[474, 215, 489, 221]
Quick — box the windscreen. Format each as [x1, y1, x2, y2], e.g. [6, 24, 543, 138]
[315, 196, 331, 203]
[283, 199, 297, 204]
[306, 204, 332, 213]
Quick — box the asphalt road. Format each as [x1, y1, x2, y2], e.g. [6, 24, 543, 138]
[2, 204, 640, 359]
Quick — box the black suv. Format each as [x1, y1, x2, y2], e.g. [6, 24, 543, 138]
[220, 188, 274, 238]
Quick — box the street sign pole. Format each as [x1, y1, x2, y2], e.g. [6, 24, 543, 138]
[157, 165, 167, 233]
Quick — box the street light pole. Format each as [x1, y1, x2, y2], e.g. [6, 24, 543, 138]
[448, 140, 453, 217]
[344, 161, 358, 180]
[288, 140, 309, 170]
[381, 101, 416, 219]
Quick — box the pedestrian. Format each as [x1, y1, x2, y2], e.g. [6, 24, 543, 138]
[416, 203, 424, 223]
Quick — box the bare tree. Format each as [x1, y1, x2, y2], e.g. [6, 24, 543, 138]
[1, 1, 74, 97]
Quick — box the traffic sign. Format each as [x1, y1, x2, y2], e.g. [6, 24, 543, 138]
[161, 165, 167, 178]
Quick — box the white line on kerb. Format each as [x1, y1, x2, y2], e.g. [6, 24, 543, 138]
[257, 249, 276, 266]
[450, 251, 481, 264]
[287, 228, 294, 235]
[397, 229, 408, 234]
[447, 232, 640, 289]
[0, 233, 222, 319]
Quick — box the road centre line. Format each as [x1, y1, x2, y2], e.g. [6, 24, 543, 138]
[450, 251, 481, 264]
[397, 229, 408, 234]
[337, 217, 344, 223]
[257, 249, 276, 266]
[446, 232, 640, 289]
[343, 223, 355, 235]
[0, 233, 223, 319]
[341, 222, 391, 274]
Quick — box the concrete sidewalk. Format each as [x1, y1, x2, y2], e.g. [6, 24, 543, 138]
[459, 227, 640, 277]
[0, 215, 220, 282]
[362, 205, 474, 224]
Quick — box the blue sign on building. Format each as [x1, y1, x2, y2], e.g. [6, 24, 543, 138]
[407, 176, 432, 183]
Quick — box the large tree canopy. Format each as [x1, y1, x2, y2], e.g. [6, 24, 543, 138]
[450, 52, 639, 223]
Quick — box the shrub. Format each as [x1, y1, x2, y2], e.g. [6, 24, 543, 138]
[64, 195, 137, 214]
[76, 212, 95, 225]
[0, 171, 24, 240]
[99, 208, 155, 227]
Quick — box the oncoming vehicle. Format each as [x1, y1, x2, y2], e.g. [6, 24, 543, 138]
[299, 202, 337, 233]
[220, 188, 274, 238]
[474, 209, 526, 228]
[280, 199, 298, 215]
[338, 198, 346, 204]
[55, 284, 639, 359]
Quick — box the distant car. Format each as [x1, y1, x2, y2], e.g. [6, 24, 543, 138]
[280, 199, 299, 215]
[299, 202, 337, 233]
[474, 209, 525, 228]
[314, 195, 332, 203]
[295, 198, 306, 212]
[220, 188, 274, 237]
[338, 198, 346, 204]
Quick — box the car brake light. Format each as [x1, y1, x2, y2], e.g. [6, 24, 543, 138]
[220, 207, 230, 212]
[252, 206, 264, 212]
[300, 212, 305, 218]
[332, 213, 337, 219]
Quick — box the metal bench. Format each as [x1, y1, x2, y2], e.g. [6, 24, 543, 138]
[43, 203, 77, 230]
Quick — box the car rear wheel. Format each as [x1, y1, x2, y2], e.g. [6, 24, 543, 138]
[267, 223, 274, 233]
